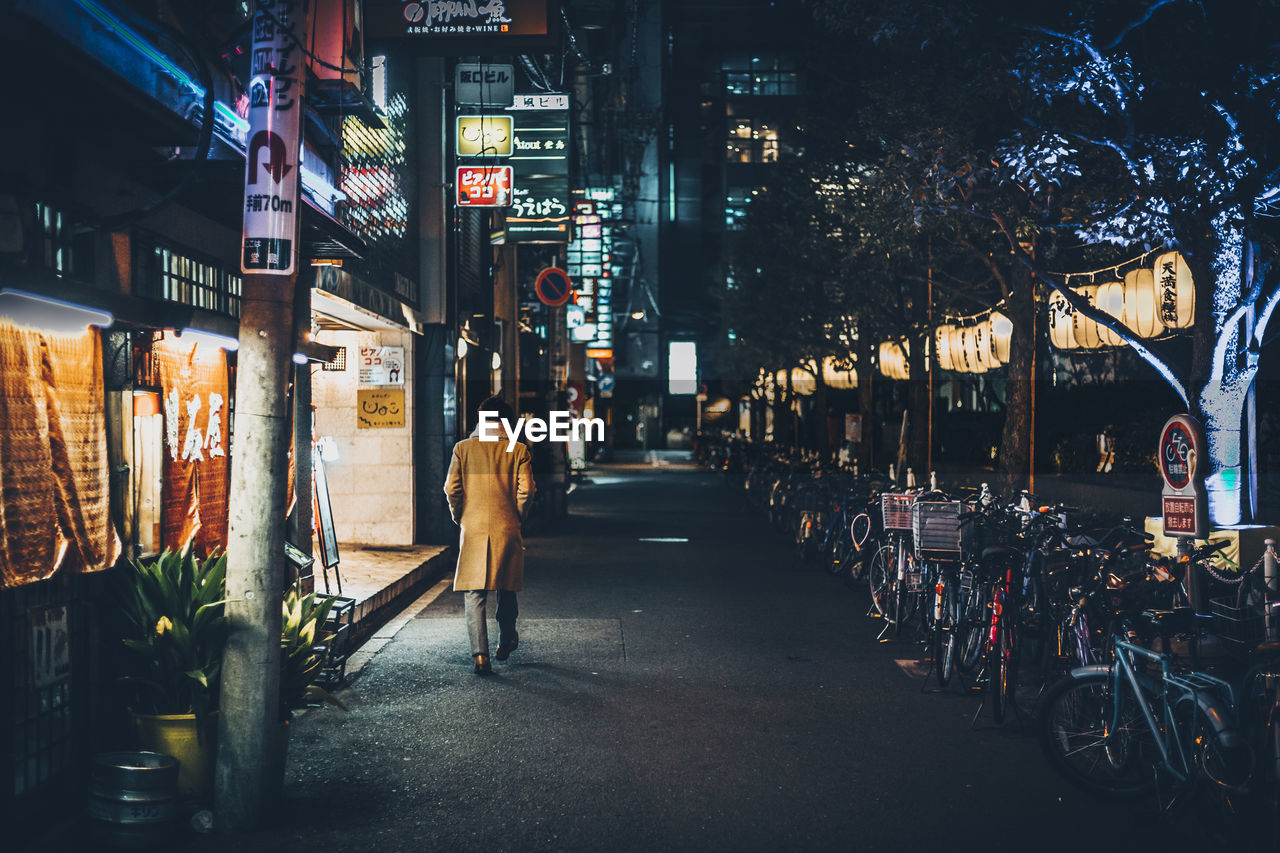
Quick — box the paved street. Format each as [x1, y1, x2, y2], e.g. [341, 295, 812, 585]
[182, 454, 1192, 852]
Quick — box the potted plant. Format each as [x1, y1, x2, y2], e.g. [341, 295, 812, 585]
[117, 548, 228, 800]
[279, 582, 341, 720]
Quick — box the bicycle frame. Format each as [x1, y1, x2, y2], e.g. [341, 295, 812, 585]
[1092, 638, 1239, 788]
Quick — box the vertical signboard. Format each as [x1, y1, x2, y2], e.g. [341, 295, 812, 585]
[570, 194, 614, 358]
[505, 95, 570, 242]
[455, 63, 515, 106]
[241, 0, 305, 275]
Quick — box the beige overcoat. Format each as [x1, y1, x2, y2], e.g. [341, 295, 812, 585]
[444, 430, 535, 591]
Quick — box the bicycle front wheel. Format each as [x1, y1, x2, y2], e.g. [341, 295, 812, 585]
[868, 544, 894, 618]
[1037, 671, 1159, 798]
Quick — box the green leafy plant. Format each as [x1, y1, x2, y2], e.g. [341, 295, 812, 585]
[117, 549, 228, 730]
[280, 582, 345, 720]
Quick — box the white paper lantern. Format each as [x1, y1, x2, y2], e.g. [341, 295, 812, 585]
[1153, 251, 1195, 330]
[1095, 280, 1126, 346]
[957, 326, 987, 374]
[878, 341, 910, 380]
[1072, 284, 1104, 349]
[821, 356, 858, 390]
[934, 325, 956, 371]
[973, 320, 995, 371]
[1122, 267, 1165, 339]
[989, 311, 1013, 364]
[1048, 290, 1077, 350]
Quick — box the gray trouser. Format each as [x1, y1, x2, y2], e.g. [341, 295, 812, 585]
[463, 590, 518, 657]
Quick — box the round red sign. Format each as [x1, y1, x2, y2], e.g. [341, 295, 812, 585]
[1158, 415, 1200, 491]
[535, 267, 573, 307]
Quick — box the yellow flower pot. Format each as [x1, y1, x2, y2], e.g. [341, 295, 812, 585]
[132, 712, 217, 801]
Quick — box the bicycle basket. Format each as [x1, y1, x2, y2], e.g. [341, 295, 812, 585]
[912, 500, 971, 561]
[1209, 596, 1265, 651]
[881, 493, 915, 531]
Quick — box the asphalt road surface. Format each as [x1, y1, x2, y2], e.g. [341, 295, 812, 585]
[179, 453, 1202, 852]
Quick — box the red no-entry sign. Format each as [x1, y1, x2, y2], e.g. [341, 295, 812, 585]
[535, 266, 573, 307]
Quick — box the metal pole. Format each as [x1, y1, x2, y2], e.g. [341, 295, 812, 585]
[1265, 538, 1277, 641]
[1179, 535, 1200, 613]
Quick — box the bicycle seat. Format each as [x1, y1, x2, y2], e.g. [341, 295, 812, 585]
[981, 545, 1022, 561]
[1066, 534, 1099, 548]
[1139, 608, 1197, 636]
[1252, 640, 1280, 658]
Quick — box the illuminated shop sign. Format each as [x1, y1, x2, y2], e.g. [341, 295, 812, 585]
[366, 0, 552, 40]
[456, 115, 513, 157]
[570, 195, 614, 357]
[456, 166, 513, 206]
[503, 98, 570, 242]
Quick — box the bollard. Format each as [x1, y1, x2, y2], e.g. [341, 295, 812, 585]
[929, 470, 938, 491]
[1179, 536, 1200, 614]
[905, 468, 916, 488]
[1266, 539, 1277, 641]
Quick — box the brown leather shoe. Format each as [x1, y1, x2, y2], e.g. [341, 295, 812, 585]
[473, 654, 492, 675]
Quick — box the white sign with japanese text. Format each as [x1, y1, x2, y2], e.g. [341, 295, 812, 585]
[241, 0, 305, 275]
[455, 63, 514, 106]
[359, 346, 406, 386]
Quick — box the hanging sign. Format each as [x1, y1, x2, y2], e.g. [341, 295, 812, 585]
[1159, 414, 1207, 538]
[241, 0, 305, 275]
[455, 63, 515, 106]
[456, 166, 513, 207]
[456, 115, 513, 158]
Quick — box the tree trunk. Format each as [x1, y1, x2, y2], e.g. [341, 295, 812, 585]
[997, 266, 1035, 496]
[812, 368, 830, 455]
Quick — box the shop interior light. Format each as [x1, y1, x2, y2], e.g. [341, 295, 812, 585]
[293, 353, 308, 364]
[0, 289, 113, 333]
[177, 328, 239, 352]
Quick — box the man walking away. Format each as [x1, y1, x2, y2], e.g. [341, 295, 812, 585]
[444, 396, 535, 674]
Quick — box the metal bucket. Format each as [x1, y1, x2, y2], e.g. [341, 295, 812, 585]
[88, 751, 179, 848]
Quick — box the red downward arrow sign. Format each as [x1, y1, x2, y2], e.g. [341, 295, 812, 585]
[248, 130, 293, 185]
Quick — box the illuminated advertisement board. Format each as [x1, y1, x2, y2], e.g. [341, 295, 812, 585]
[456, 165, 513, 206]
[366, 0, 554, 47]
[504, 97, 570, 242]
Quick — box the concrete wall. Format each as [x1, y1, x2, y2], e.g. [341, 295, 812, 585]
[313, 329, 416, 545]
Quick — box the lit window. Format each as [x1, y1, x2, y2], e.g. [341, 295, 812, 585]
[721, 55, 799, 96]
[725, 117, 780, 164]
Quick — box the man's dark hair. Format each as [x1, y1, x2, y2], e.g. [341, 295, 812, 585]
[476, 395, 515, 424]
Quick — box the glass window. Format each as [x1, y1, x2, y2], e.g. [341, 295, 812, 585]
[726, 117, 780, 164]
[147, 245, 242, 318]
[721, 55, 798, 96]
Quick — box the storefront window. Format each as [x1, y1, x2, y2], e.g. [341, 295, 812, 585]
[142, 243, 242, 318]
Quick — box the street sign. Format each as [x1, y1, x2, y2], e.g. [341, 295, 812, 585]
[455, 63, 514, 106]
[241, 1, 305, 275]
[1159, 414, 1206, 538]
[357, 346, 405, 386]
[535, 267, 572, 306]
[598, 373, 615, 394]
[456, 166, 513, 207]
[456, 115, 513, 158]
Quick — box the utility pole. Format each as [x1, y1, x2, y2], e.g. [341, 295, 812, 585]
[215, 0, 307, 831]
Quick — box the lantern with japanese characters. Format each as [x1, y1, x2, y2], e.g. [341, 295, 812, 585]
[1048, 289, 1077, 350]
[972, 320, 995, 372]
[1153, 251, 1195, 330]
[957, 326, 988, 374]
[934, 325, 957, 371]
[878, 341, 910, 380]
[989, 311, 1013, 364]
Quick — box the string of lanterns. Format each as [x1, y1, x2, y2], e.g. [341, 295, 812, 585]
[1048, 251, 1195, 350]
[756, 358, 859, 402]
